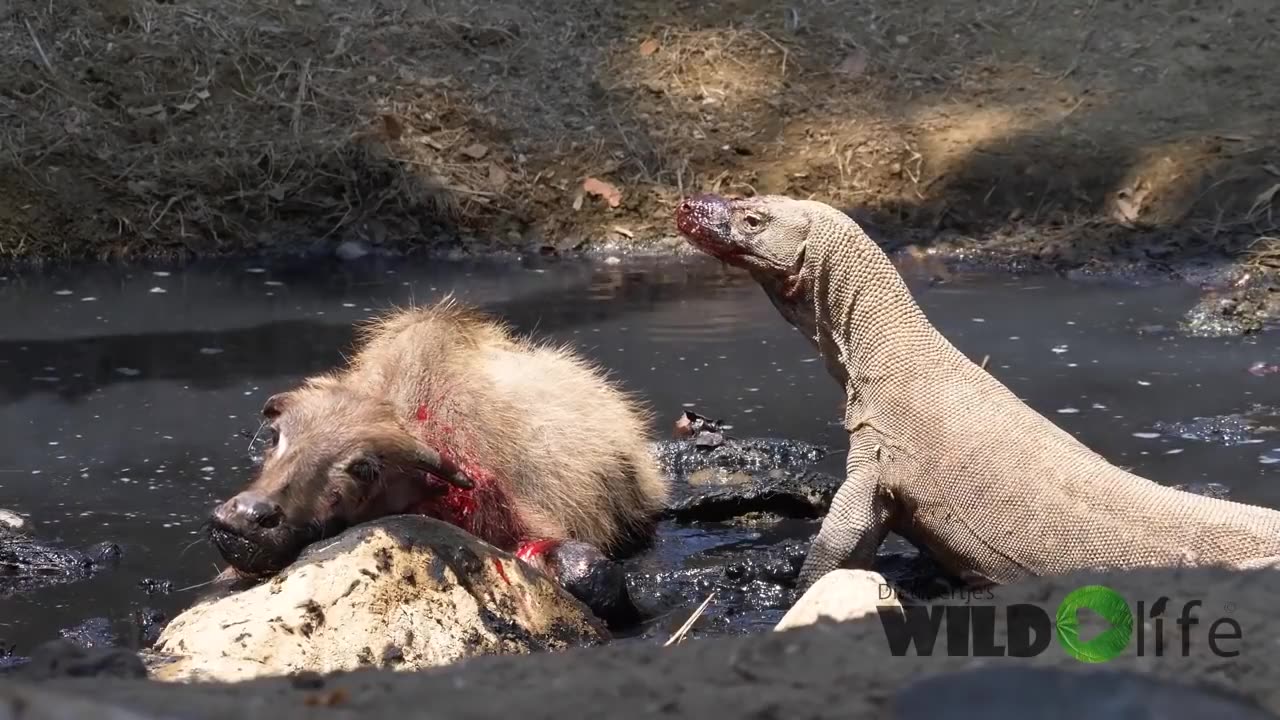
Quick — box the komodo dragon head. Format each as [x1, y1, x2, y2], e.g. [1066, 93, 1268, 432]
[675, 193, 831, 349]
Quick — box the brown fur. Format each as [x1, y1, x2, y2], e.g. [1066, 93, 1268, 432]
[223, 296, 669, 566]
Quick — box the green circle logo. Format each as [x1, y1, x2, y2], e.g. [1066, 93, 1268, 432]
[1055, 585, 1133, 663]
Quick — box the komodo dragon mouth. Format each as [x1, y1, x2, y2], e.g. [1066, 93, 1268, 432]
[675, 194, 748, 262]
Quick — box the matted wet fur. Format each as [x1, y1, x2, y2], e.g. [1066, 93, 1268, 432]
[207, 296, 670, 581]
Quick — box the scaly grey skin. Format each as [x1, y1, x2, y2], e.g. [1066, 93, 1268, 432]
[675, 192, 1280, 594]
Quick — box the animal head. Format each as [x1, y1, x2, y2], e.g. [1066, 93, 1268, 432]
[207, 379, 472, 576]
[675, 193, 829, 341]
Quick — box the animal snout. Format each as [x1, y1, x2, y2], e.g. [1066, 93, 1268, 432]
[675, 194, 730, 242]
[212, 492, 284, 533]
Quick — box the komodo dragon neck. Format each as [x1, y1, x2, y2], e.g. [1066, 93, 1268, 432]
[799, 210, 977, 417]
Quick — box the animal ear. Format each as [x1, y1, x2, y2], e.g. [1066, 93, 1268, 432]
[406, 442, 475, 491]
[261, 392, 291, 420]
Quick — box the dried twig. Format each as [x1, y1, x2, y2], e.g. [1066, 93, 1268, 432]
[663, 592, 716, 647]
[291, 58, 312, 137]
[24, 19, 55, 76]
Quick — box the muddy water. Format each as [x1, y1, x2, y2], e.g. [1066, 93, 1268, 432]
[1, 256, 1277, 651]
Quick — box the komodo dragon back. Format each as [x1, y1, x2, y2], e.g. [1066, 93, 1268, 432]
[675, 192, 1280, 593]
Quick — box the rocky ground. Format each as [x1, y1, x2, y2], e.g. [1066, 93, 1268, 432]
[1, 0, 1278, 280]
[7, 565, 1280, 718]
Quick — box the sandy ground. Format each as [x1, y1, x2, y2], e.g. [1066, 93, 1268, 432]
[11, 565, 1280, 718]
[1, 0, 1278, 272]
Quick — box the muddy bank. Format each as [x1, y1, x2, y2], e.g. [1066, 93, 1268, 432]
[2, 0, 1279, 276]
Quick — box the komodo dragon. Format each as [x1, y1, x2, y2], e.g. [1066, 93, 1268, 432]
[675, 192, 1280, 594]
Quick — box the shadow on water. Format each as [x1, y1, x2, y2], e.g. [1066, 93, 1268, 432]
[0, 254, 1278, 650]
[0, 257, 748, 403]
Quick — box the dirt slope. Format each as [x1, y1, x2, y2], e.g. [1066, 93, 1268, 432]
[1, 0, 1278, 268]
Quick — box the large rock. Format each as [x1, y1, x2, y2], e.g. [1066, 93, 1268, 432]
[774, 570, 901, 632]
[148, 515, 607, 682]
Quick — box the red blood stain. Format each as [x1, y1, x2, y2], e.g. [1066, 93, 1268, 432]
[409, 400, 529, 552]
[516, 539, 561, 563]
[492, 558, 510, 585]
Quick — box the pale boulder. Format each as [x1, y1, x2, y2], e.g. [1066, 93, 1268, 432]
[774, 569, 900, 632]
[149, 515, 608, 682]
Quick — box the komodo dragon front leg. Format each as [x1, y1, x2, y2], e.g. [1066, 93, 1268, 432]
[796, 434, 891, 592]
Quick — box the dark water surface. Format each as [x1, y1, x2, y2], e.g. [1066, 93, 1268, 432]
[1, 255, 1277, 650]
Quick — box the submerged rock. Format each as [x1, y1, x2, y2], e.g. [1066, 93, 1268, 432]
[58, 618, 117, 650]
[1180, 278, 1278, 337]
[1149, 404, 1279, 446]
[148, 515, 608, 682]
[1172, 482, 1233, 500]
[652, 436, 828, 478]
[0, 527, 122, 598]
[662, 469, 842, 523]
[655, 406, 828, 478]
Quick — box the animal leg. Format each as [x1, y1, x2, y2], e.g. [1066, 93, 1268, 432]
[795, 435, 889, 593]
[516, 539, 640, 629]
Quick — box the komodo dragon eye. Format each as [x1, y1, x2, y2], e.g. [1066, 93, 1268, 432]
[743, 213, 763, 229]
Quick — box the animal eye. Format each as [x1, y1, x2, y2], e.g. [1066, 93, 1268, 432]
[264, 426, 280, 448]
[743, 214, 763, 229]
[346, 457, 379, 485]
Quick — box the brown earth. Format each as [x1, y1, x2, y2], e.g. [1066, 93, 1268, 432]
[1, 0, 1278, 271]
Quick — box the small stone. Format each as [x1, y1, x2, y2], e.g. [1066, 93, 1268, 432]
[335, 240, 371, 261]
[0, 508, 30, 534]
[775, 569, 899, 631]
[460, 143, 489, 159]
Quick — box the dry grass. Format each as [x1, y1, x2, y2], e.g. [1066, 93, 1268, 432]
[1, 0, 558, 262]
[2, 0, 1279, 266]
